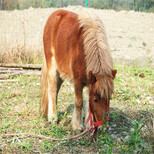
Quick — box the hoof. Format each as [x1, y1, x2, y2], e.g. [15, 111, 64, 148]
[72, 123, 83, 132]
[48, 116, 58, 124]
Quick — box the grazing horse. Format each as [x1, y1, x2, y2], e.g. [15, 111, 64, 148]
[40, 10, 117, 131]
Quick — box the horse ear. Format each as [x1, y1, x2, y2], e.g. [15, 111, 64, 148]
[112, 70, 117, 79]
[89, 72, 96, 85]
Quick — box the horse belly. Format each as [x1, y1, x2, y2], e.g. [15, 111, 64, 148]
[55, 52, 73, 81]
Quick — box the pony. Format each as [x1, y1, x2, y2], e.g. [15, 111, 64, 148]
[40, 10, 117, 131]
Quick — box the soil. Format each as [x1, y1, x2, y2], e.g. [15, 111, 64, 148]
[0, 6, 154, 66]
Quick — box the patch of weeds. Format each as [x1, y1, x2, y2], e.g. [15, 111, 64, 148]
[58, 111, 67, 121]
[66, 92, 72, 97]
[130, 65, 153, 78]
[97, 134, 114, 153]
[121, 145, 134, 153]
[124, 119, 150, 153]
[40, 139, 56, 153]
[49, 125, 67, 138]
[69, 146, 78, 152]
[10, 139, 33, 152]
[112, 65, 153, 112]
[123, 126, 130, 131]
[61, 140, 78, 152]
[30, 118, 41, 125]
[110, 112, 119, 121]
[128, 44, 132, 47]
[116, 87, 131, 101]
[112, 48, 117, 51]
[40, 124, 68, 139]
[130, 36, 137, 41]
[15, 125, 26, 133]
[77, 140, 91, 147]
[147, 57, 152, 64]
[58, 96, 63, 102]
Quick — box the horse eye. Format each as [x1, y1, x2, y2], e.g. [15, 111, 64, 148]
[93, 98, 98, 102]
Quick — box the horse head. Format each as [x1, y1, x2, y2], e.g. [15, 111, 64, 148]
[88, 70, 117, 131]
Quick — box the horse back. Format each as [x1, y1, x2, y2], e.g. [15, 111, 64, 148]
[43, 10, 87, 84]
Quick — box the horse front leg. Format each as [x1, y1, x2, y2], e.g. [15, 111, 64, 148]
[72, 83, 83, 131]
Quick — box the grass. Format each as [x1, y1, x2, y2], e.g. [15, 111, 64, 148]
[0, 45, 43, 64]
[125, 119, 148, 152]
[0, 64, 153, 153]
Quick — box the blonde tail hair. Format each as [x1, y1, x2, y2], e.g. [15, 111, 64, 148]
[40, 59, 48, 118]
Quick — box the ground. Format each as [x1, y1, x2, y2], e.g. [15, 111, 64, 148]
[0, 65, 153, 153]
[0, 6, 154, 153]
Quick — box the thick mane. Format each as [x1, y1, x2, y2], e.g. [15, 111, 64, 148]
[78, 11, 114, 98]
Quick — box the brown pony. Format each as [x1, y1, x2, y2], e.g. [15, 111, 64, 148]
[40, 10, 117, 131]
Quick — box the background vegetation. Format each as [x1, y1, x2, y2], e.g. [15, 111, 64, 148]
[0, 0, 154, 12]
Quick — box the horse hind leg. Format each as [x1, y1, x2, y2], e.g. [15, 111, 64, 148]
[47, 58, 63, 123]
[56, 72, 63, 104]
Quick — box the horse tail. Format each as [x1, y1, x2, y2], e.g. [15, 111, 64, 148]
[40, 59, 48, 118]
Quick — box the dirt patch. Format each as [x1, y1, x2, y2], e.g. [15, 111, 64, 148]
[0, 6, 154, 65]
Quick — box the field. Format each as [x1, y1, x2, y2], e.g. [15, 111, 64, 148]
[0, 65, 153, 153]
[0, 6, 154, 153]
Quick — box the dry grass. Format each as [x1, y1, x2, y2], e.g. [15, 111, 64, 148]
[0, 44, 43, 64]
[0, 7, 153, 65]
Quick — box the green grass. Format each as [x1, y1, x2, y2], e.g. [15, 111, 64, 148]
[0, 65, 153, 153]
